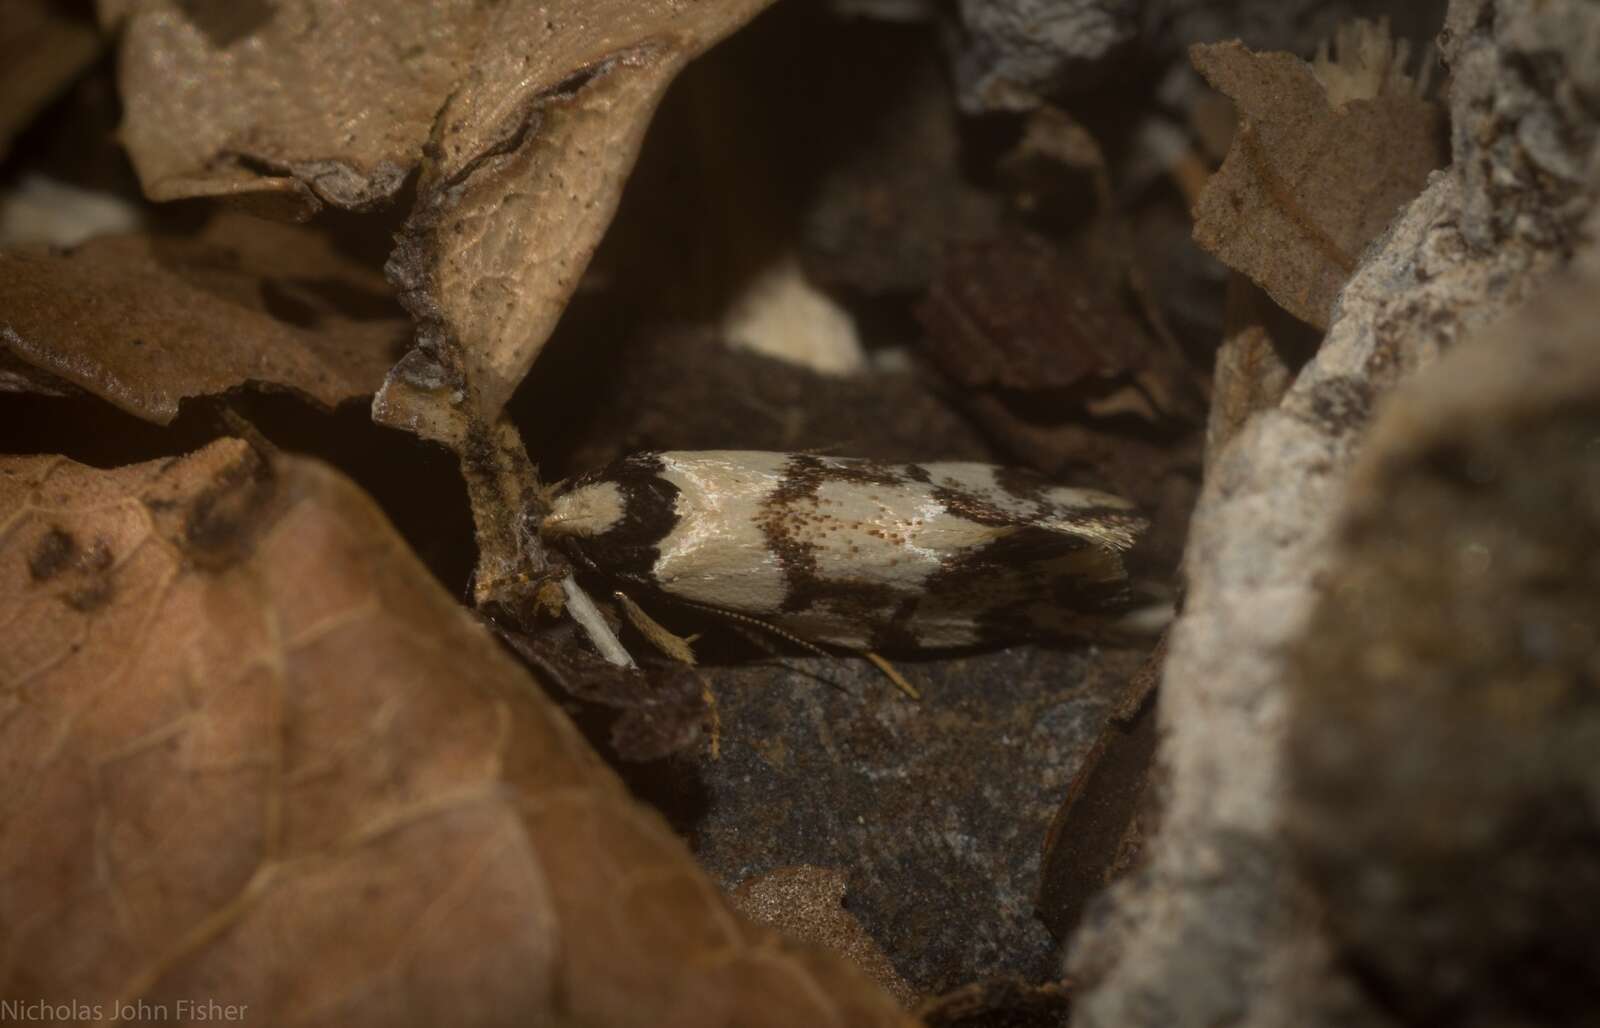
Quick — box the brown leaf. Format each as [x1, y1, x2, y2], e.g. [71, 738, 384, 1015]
[1203, 276, 1321, 463]
[917, 234, 1151, 392]
[1190, 33, 1445, 329]
[0, 1, 103, 162]
[0, 440, 917, 1027]
[377, 0, 776, 430]
[732, 866, 916, 1008]
[0, 214, 406, 424]
[104, 0, 776, 428]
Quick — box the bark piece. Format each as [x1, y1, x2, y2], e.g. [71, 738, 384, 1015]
[1036, 642, 1162, 943]
[1288, 238, 1600, 1027]
[0, 440, 916, 1027]
[1066, 4, 1600, 1026]
[1191, 30, 1445, 329]
[1444, 0, 1600, 249]
[733, 866, 917, 1008]
[0, 214, 406, 424]
[948, 0, 1139, 112]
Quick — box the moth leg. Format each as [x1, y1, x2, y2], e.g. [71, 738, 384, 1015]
[614, 590, 697, 666]
[863, 651, 921, 701]
[698, 671, 722, 761]
[559, 573, 636, 669]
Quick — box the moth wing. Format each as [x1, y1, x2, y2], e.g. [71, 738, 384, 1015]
[920, 462, 1146, 554]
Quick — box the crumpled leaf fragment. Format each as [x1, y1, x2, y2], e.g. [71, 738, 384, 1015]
[0, 213, 406, 424]
[917, 234, 1152, 392]
[1191, 28, 1446, 329]
[100, 0, 483, 213]
[103, 0, 776, 428]
[732, 866, 917, 1008]
[377, 0, 777, 429]
[0, 440, 916, 1027]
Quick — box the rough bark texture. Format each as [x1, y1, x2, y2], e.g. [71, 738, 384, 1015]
[1064, 2, 1600, 1025]
[949, 0, 1139, 112]
[1288, 214, 1600, 1028]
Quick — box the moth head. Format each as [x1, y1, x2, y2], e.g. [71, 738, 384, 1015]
[539, 456, 679, 585]
[541, 480, 626, 540]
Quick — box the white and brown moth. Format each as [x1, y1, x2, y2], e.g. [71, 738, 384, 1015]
[540, 450, 1145, 653]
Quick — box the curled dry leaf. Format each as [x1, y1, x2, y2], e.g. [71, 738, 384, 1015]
[1191, 30, 1446, 329]
[377, 0, 775, 432]
[103, 0, 776, 428]
[105, 0, 780, 629]
[0, 440, 916, 1027]
[0, 213, 406, 424]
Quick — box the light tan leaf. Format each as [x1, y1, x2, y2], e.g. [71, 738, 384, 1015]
[0, 440, 917, 1027]
[0, 214, 406, 424]
[105, 0, 776, 426]
[1190, 33, 1445, 329]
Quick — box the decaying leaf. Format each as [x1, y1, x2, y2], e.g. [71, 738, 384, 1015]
[1191, 25, 1446, 329]
[732, 866, 917, 1008]
[917, 232, 1162, 398]
[0, 440, 915, 1027]
[102, 0, 776, 423]
[377, 0, 775, 431]
[0, 213, 406, 424]
[0, 1, 103, 162]
[102, 0, 782, 631]
[1203, 277, 1320, 462]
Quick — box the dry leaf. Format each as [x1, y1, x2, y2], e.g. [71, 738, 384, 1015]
[0, 214, 406, 424]
[1191, 31, 1445, 329]
[102, 0, 484, 213]
[0, 440, 916, 1027]
[917, 234, 1151, 392]
[103, 0, 780, 628]
[378, 0, 776, 431]
[732, 866, 917, 1008]
[103, 0, 776, 428]
[0, 1, 103, 161]
[1203, 276, 1320, 462]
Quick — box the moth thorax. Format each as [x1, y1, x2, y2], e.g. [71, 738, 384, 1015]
[541, 480, 626, 539]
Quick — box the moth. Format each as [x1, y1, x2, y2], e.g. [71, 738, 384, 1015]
[540, 450, 1146, 654]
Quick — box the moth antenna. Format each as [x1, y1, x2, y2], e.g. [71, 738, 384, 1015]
[676, 600, 833, 658]
[677, 601, 919, 700]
